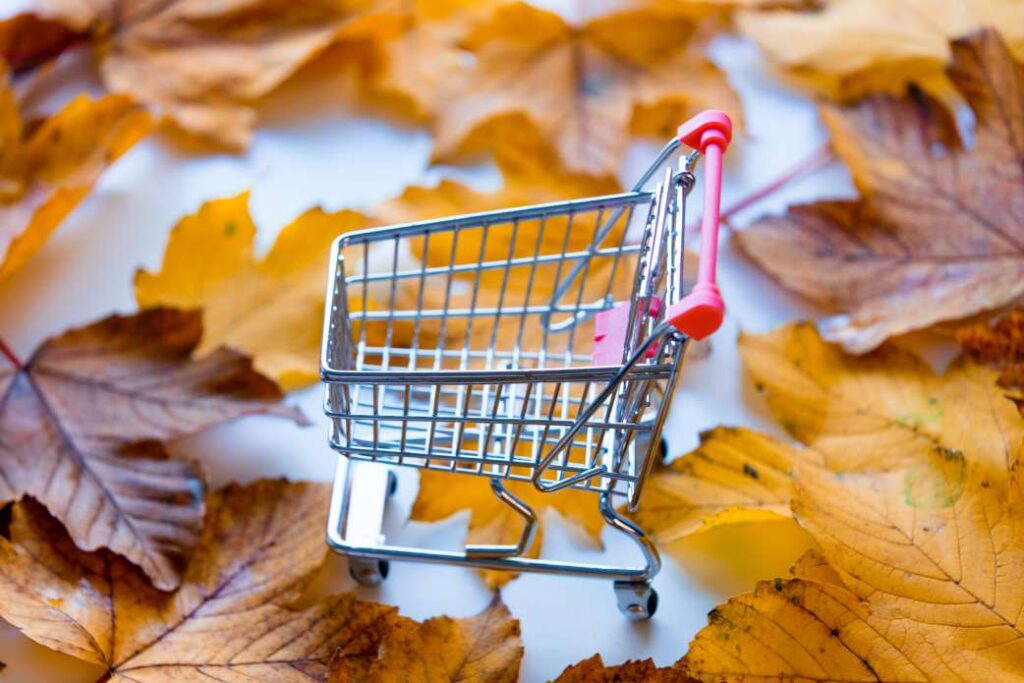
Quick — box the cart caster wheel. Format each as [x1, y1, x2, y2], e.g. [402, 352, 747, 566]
[614, 581, 658, 620]
[386, 470, 398, 497]
[349, 558, 389, 587]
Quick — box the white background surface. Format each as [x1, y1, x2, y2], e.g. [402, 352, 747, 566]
[0, 10, 861, 681]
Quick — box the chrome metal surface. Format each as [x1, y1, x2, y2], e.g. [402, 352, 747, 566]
[321, 137, 702, 601]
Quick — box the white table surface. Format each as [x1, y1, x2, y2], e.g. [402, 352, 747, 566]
[0, 13, 858, 681]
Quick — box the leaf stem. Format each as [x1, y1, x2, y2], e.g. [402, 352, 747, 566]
[687, 142, 834, 235]
[0, 337, 22, 369]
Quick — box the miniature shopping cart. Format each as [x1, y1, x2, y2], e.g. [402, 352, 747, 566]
[321, 111, 732, 619]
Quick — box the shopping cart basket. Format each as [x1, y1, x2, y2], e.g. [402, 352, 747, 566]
[322, 111, 732, 619]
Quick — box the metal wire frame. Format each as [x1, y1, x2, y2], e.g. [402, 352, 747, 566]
[321, 148, 696, 507]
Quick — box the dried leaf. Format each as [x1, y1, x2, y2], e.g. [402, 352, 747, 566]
[0, 308, 305, 590]
[432, 1, 740, 177]
[0, 65, 152, 283]
[330, 595, 522, 682]
[551, 654, 687, 682]
[628, 427, 807, 543]
[137, 167, 619, 390]
[738, 0, 1024, 100]
[736, 29, 1024, 352]
[341, 0, 493, 121]
[957, 308, 1024, 395]
[135, 193, 371, 390]
[412, 471, 604, 589]
[0, 480, 399, 680]
[0, 13, 82, 73]
[739, 322, 1024, 482]
[25, 0, 373, 147]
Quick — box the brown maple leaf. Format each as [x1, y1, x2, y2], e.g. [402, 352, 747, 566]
[0, 63, 152, 283]
[0, 308, 305, 591]
[0, 479, 399, 681]
[736, 29, 1024, 353]
[329, 594, 522, 682]
[11, 0, 375, 148]
[431, 1, 740, 178]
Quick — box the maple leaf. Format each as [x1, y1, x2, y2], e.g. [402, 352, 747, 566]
[628, 427, 806, 543]
[0, 479, 400, 681]
[957, 308, 1024, 399]
[431, 1, 740, 178]
[739, 322, 1024, 482]
[14, 0, 374, 148]
[412, 470, 605, 589]
[680, 443, 1024, 681]
[339, 0, 494, 122]
[736, 29, 1024, 353]
[551, 654, 687, 682]
[137, 167, 620, 390]
[0, 64, 152, 284]
[329, 595, 522, 682]
[737, 0, 1024, 100]
[0, 13, 81, 73]
[0, 308, 305, 591]
[135, 193, 372, 390]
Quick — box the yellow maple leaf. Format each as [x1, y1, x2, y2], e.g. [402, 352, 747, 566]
[134, 193, 371, 390]
[0, 65, 152, 284]
[739, 322, 1024, 482]
[737, 0, 1024, 100]
[629, 427, 808, 543]
[137, 165, 620, 390]
[412, 470, 605, 589]
[431, 1, 740, 178]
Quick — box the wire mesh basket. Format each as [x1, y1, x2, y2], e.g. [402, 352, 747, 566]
[322, 110, 733, 619]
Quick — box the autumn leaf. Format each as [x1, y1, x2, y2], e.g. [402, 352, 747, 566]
[551, 654, 687, 682]
[330, 595, 522, 682]
[14, 0, 375, 148]
[957, 308, 1024, 397]
[0, 65, 152, 284]
[340, 0, 494, 122]
[739, 322, 1024, 482]
[628, 427, 807, 543]
[0, 13, 81, 73]
[736, 29, 1024, 353]
[431, 1, 740, 178]
[412, 470, 605, 589]
[0, 308, 305, 591]
[737, 0, 1024, 100]
[135, 193, 372, 390]
[137, 167, 619, 390]
[0, 480, 400, 680]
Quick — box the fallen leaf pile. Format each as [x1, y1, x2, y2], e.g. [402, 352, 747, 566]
[737, 29, 1024, 353]
[0, 478, 524, 681]
[738, 0, 1024, 100]
[0, 65, 151, 283]
[432, 1, 740, 178]
[0, 308, 304, 590]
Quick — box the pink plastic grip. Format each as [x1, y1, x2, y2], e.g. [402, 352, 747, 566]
[665, 110, 732, 340]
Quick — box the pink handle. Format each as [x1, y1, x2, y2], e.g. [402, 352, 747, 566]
[666, 110, 732, 340]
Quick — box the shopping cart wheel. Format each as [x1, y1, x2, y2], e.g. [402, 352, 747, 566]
[349, 558, 389, 587]
[614, 581, 658, 620]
